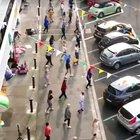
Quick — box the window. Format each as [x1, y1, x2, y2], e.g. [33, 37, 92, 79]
[137, 114, 140, 118]
[126, 84, 140, 92]
[120, 107, 133, 119]
[108, 85, 122, 95]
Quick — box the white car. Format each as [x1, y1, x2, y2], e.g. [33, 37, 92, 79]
[117, 99, 140, 134]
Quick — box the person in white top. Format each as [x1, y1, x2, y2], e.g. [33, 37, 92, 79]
[78, 92, 85, 113]
[92, 118, 99, 140]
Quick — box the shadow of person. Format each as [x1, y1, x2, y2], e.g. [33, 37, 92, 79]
[74, 113, 82, 139]
[57, 61, 64, 79]
[55, 99, 65, 128]
[62, 124, 70, 140]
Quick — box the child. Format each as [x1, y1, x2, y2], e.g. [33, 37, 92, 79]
[78, 92, 85, 113]
[48, 8, 54, 23]
[73, 44, 79, 65]
[60, 39, 67, 61]
[46, 90, 54, 114]
[44, 65, 50, 87]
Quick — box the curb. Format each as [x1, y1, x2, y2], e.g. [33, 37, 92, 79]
[74, 1, 106, 140]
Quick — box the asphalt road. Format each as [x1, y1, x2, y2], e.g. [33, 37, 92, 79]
[76, 0, 140, 140]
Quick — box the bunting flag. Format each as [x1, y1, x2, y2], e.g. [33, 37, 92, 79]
[56, 49, 62, 56]
[99, 69, 104, 74]
[80, 10, 86, 20]
[107, 73, 112, 79]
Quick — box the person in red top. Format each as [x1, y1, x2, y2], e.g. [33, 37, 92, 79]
[59, 76, 67, 99]
[44, 122, 52, 140]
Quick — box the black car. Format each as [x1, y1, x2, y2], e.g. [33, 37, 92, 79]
[98, 31, 139, 50]
[94, 20, 133, 41]
[103, 76, 140, 107]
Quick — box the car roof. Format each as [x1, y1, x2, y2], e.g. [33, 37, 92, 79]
[123, 99, 140, 116]
[107, 42, 134, 54]
[111, 76, 140, 91]
[105, 31, 125, 39]
[98, 21, 119, 29]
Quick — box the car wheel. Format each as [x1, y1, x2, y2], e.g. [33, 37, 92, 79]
[98, 12, 104, 18]
[113, 62, 121, 70]
[116, 7, 121, 13]
[135, 127, 140, 135]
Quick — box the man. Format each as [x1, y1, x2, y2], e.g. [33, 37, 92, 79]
[44, 122, 52, 140]
[59, 76, 67, 99]
[61, 21, 66, 40]
[86, 65, 95, 89]
[64, 104, 71, 128]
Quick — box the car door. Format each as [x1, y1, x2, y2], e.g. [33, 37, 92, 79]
[117, 49, 132, 65]
[104, 3, 114, 15]
[129, 48, 140, 62]
[125, 84, 140, 102]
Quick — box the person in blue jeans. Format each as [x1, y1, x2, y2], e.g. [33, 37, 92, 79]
[44, 16, 49, 33]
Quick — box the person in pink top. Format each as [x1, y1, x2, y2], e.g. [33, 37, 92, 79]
[44, 122, 52, 140]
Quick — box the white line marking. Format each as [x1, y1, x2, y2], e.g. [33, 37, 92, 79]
[103, 114, 117, 122]
[125, 135, 138, 140]
[98, 97, 103, 100]
[88, 49, 99, 54]
[93, 62, 101, 66]
[85, 36, 94, 41]
[85, 10, 124, 26]
[94, 63, 140, 82]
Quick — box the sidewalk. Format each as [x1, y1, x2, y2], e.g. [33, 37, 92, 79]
[0, 0, 104, 139]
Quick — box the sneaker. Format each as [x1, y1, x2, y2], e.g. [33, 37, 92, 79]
[45, 110, 50, 114]
[50, 108, 54, 111]
[70, 74, 73, 77]
[67, 125, 71, 129]
[44, 84, 47, 87]
[63, 121, 67, 125]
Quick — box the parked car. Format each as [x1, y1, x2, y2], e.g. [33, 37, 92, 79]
[117, 99, 140, 134]
[100, 42, 140, 69]
[94, 21, 133, 41]
[103, 76, 140, 107]
[88, 1, 122, 18]
[85, 0, 120, 7]
[98, 31, 139, 50]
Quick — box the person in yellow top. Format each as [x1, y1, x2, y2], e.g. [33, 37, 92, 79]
[48, 8, 54, 23]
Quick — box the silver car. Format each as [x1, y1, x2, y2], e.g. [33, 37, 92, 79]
[100, 42, 140, 69]
[117, 99, 140, 134]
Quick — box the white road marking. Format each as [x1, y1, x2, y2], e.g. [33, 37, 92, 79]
[84, 10, 124, 27]
[87, 49, 99, 54]
[85, 36, 94, 41]
[103, 114, 117, 122]
[98, 97, 103, 100]
[125, 135, 138, 140]
[94, 63, 140, 82]
[93, 62, 101, 66]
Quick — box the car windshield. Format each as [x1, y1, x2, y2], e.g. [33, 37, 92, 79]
[101, 37, 111, 45]
[96, 26, 106, 33]
[94, 2, 107, 8]
[102, 49, 113, 58]
[120, 107, 133, 120]
[108, 85, 122, 95]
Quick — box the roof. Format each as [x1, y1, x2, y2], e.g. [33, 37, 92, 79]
[107, 42, 133, 54]
[98, 21, 119, 29]
[0, 0, 10, 29]
[105, 31, 124, 39]
[123, 99, 140, 116]
[111, 76, 140, 91]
